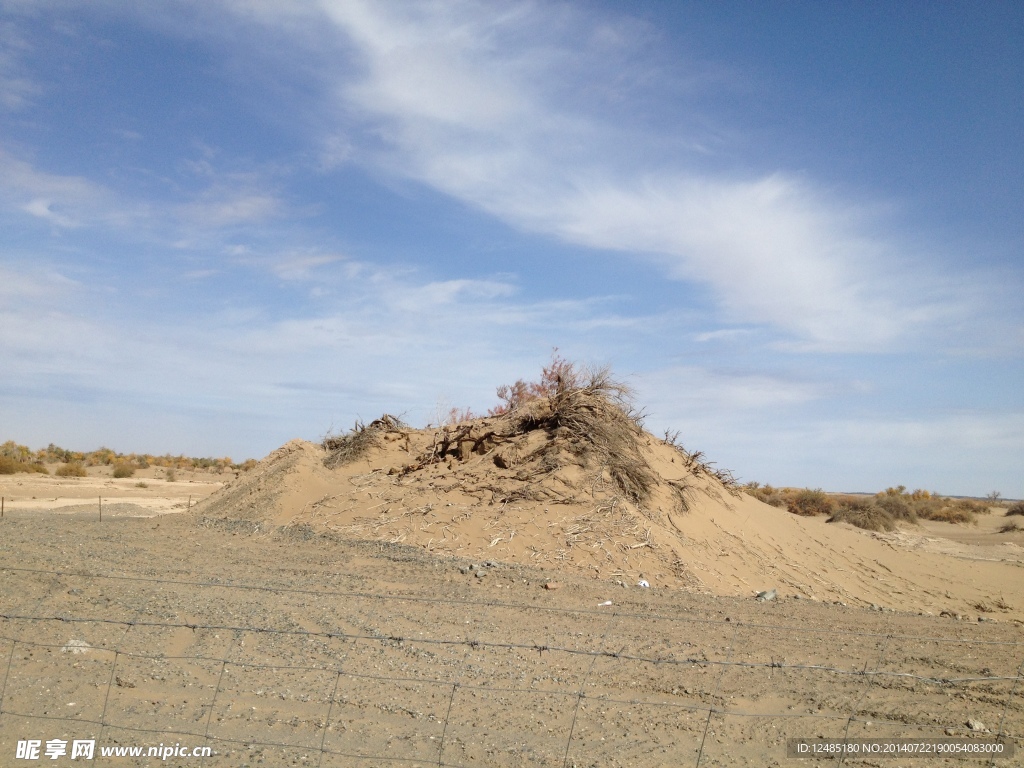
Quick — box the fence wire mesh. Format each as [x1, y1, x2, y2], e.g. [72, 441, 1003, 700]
[0, 509, 1022, 768]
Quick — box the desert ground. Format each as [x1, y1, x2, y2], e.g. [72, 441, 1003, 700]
[1, 413, 1022, 766]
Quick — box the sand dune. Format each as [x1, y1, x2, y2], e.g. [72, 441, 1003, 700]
[196, 409, 1024, 623]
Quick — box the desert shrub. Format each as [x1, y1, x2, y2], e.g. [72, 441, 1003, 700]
[510, 362, 655, 503]
[875, 493, 917, 522]
[0, 440, 31, 461]
[1006, 501, 1024, 516]
[112, 462, 135, 478]
[234, 459, 258, 472]
[55, 462, 87, 477]
[999, 522, 1022, 533]
[828, 501, 897, 532]
[743, 482, 785, 507]
[787, 488, 834, 517]
[323, 415, 408, 469]
[0, 454, 47, 475]
[488, 351, 580, 416]
[166, 468, 177, 482]
[922, 503, 976, 524]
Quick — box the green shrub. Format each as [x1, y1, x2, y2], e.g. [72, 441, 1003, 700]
[112, 462, 135, 478]
[55, 463, 87, 477]
[787, 488, 834, 517]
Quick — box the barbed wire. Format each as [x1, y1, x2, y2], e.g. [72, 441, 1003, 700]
[2, 563, 1021, 647]
[0, 567, 1021, 767]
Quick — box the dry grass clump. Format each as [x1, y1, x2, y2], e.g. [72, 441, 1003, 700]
[498, 359, 656, 504]
[662, 433, 739, 494]
[323, 415, 408, 469]
[999, 521, 1022, 533]
[873, 486, 982, 525]
[787, 488, 834, 517]
[112, 462, 135, 478]
[1004, 501, 1024, 516]
[828, 500, 897, 532]
[55, 462, 87, 477]
[874, 493, 918, 523]
[0, 456, 48, 475]
[923, 504, 977, 524]
[742, 482, 785, 507]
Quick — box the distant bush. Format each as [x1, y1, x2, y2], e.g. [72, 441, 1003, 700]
[927, 507, 975, 524]
[112, 462, 135, 478]
[1006, 501, 1024, 517]
[787, 488, 834, 517]
[55, 463, 87, 477]
[0, 457, 48, 475]
[743, 482, 785, 507]
[875, 493, 917, 522]
[828, 501, 897, 532]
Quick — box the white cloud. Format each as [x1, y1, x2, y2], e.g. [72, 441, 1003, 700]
[211, 0, 971, 352]
[0, 150, 128, 229]
[0, 18, 39, 110]
[638, 365, 822, 417]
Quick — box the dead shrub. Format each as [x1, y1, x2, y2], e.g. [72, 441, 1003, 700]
[922, 504, 976, 524]
[112, 462, 135, 478]
[1005, 501, 1024, 516]
[828, 501, 897, 532]
[787, 488, 834, 517]
[323, 414, 408, 469]
[999, 522, 1022, 533]
[55, 462, 87, 477]
[0, 457, 48, 475]
[875, 493, 917, 523]
[743, 482, 785, 507]
[511, 365, 654, 503]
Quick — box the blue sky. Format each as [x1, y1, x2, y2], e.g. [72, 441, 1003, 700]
[1, 1, 1021, 497]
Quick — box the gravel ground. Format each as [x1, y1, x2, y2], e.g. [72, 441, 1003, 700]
[1, 512, 1021, 767]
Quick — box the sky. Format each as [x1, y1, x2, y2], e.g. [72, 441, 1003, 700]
[1, 1, 1022, 497]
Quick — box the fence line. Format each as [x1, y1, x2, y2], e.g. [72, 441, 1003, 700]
[0, 570, 1020, 766]
[2, 563, 1021, 647]
[0, 615, 1018, 687]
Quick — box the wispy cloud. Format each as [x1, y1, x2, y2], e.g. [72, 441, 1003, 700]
[0, 18, 39, 110]
[215, 0, 971, 352]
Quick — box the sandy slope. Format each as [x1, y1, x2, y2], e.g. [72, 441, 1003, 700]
[196, 421, 1024, 623]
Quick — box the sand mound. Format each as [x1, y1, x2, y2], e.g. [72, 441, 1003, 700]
[197, 390, 1024, 620]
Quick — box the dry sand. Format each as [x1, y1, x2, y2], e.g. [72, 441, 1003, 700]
[196, 423, 1024, 623]
[1, 416, 1022, 766]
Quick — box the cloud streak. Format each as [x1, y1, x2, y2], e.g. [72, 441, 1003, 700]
[265, 0, 943, 351]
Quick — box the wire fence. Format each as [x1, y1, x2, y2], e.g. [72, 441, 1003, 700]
[0, 564, 1021, 767]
